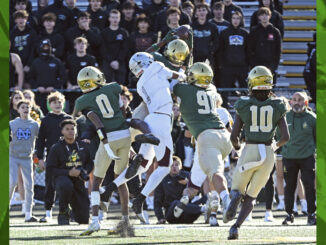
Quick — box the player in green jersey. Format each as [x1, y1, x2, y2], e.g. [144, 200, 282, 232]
[172, 62, 233, 226]
[226, 66, 290, 240]
[74, 66, 157, 236]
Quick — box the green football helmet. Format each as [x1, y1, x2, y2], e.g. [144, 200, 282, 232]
[77, 66, 106, 93]
[187, 62, 213, 88]
[248, 66, 273, 91]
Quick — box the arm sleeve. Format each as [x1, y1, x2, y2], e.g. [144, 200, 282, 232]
[154, 182, 165, 221]
[46, 145, 70, 176]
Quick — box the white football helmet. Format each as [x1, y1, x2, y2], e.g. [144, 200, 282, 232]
[129, 52, 154, 78]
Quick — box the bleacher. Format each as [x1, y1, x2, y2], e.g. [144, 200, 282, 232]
[30, 0, 316, 90]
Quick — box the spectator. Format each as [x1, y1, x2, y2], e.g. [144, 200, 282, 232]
[100, 9, 129, 85]
[36, 91, 72, 223]
[39, 0, 74, 35]
[10, 51, 24, 90]
[161, 7, 181, 38]
[65, 0, 82, 24]
[10, 90, 25, 121]
[36, 12, 65, 60]
[10, 10, 37, 73]
[10, 0, 39, 32]
[120, 1, 137, 34]
[191, 3, 219, 63]
[250, 0, 284, 38]
[281, 92, 316, 226]
[10, 0, 32, 16]
[23, 89, 44, 123]
[65, 11, 102, 59]
[143, 0, 168, 30]
[120, 85, 134, 118]
[87, 0, 109, 31]
[171, 103, 185, 161]
[154, 0, 190, 32]
[154, 156, 205, 224]
[218, 11, 249, 89]
[221, 0, 243, 25]
[27, 39, 66, 111]
[209, 2, 230, 34]
[47, 119, 93, 225]
[66, 37, 98, 90]
[248, 7, 281, 84]
[10, 100, 39, 222]
[182, 1, 194, 20]
[32, 0, 49, 23]
[303, 40, 316, 104]
[128, 14, 157, 56]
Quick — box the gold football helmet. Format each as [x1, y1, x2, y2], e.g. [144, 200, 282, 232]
[248, 66, 273, 91]
[187, 62, 213, 88]
[164, 39, 190, 66]
[77, 66, 106, 93]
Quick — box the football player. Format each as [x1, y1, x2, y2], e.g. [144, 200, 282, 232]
[225, 66, 290, 240]
[100, 52, 187, 223]
[73, 66, 157, 236]
[172, 62, 233, 225]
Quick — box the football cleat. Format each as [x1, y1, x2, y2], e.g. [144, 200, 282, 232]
[228, 224, 239, 240]
[126, 154, 144, 179]
[206, 192, 219, 226]
[307, 213, 316, 225]
[135, 133, 160, 145]
[25, 216, 39, 222]
[39, 215, 52, 223]
[174, 196, 189, 218]
[282, 214, 294, 225]
[223, 190, 242, 223]
[132, 194, 146, 223]
[264, 211, 274, 222]
[80, 220, 101, 236]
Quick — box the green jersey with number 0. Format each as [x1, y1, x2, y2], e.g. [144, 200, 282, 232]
[173, 83, 224, 139]
[74, 83, 129, 133]
[234, 96, 287, 143]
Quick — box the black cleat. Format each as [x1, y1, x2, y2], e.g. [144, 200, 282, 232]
[25, 216, 39, 222]
[135, 133, 160, 145]
[224, 190, 242, 223]
[39, 216, 52, 223]
[307, 213, 316, 225]
[282, 214, 294, 225]
[228, 224, 239, 240]
[126, 154, 144, 179]
[132, 194, 146, 223]
[58, 209, 70, 225]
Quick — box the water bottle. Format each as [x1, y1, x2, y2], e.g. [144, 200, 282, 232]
[33, 156, 44, 174]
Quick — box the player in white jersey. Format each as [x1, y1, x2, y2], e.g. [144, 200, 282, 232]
[101, 52, 187, 222]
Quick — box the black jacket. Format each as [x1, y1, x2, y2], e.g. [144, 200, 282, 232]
[36, 29, 65, 59]
[191, 19, 219, 63]
[46, 138, 93, 177]
[223, 3, 244, 26]
[36, 112, 72, 159]
[64, 25, 102, 58]
[154, 7, 190, 32]
[248, 23, 281, 71]
[100, 27, 129, 63]
[10, 24, 37, 67]
[154, 171, 189, 220]
[66, 54, 98, 85]
[27, 54, 66, 89]
[87, 7, 109, 31]
[218, 25, 249, 67]
[250, 10, 284, 38]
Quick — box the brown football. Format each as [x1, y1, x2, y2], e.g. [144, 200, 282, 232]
[176, 25, 190, 40]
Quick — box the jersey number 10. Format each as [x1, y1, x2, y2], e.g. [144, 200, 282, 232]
[96, 94, 114, 118]
[250, 105, 273, 132]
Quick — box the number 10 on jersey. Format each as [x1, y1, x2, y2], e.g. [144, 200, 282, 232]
[250, 105, 273, 132]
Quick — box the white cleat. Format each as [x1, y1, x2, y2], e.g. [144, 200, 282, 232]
[206, 192, 219, 226]
[264, 211, 274, 222]
[222, 195, 231, 223]
[80, 221, 101, 236]
[174, 196, 189, 218]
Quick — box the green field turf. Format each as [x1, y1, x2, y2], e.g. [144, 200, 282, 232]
[10, 203, 316, 245]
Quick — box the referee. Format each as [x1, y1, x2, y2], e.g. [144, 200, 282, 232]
[46, 119, 94, 225]
[281, 92, 316, 225]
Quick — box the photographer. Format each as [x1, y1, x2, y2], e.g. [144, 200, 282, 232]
[46, 119, 93, 225]
[154, 156, 205, 224]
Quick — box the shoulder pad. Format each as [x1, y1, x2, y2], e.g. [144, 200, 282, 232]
[234, 96, 251, 112]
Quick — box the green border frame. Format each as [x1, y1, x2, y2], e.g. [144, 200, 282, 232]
[0, 0, 9, 244]
[317, 0, 326, 244]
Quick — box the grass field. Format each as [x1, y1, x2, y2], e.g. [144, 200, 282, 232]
[10, 203, 316, 245]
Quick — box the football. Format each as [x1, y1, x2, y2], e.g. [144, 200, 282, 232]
[176, 25, 190, 40]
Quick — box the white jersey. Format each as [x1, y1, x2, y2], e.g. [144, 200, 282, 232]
[216, 107, 233, 127]
[137, 61, 173, 114]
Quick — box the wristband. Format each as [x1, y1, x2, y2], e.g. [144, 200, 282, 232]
[151, 44, 159, 51]
[97, 128, 107, 141]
